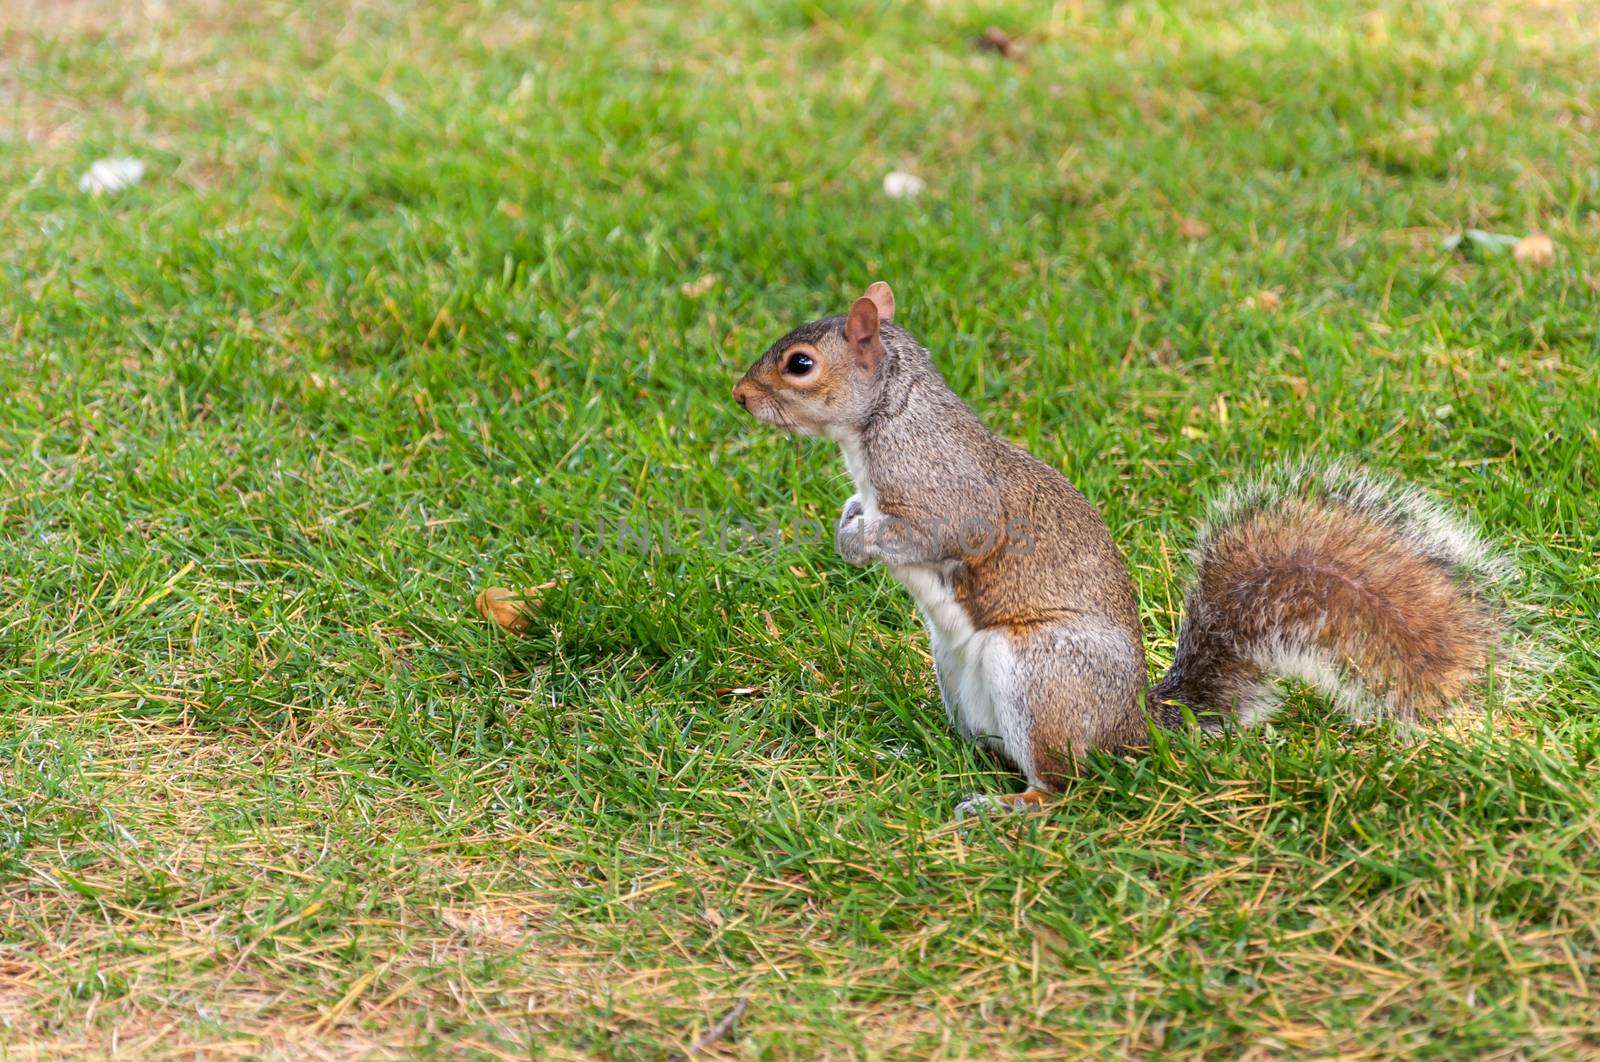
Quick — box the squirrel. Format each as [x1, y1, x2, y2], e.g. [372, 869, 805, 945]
[733, 282, 1520, 818]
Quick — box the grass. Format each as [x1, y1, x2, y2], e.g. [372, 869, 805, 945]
[1, 0, 1598, 1056]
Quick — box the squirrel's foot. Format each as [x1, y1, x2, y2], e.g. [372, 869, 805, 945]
[953, 788, 1053, 822]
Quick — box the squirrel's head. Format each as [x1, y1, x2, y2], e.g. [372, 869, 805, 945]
[733, 282, 897, 438]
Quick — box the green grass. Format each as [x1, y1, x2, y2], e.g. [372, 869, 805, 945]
[2, 0, 1598, 1056]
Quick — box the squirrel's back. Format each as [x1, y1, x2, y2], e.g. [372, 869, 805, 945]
[1149, 461, 1520, 729]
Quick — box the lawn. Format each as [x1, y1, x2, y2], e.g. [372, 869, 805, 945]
[2, 0, 1598, 1057]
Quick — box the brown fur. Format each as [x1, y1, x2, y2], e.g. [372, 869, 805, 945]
[736, 285, 1515, 807]
[1148, 466, 1514, 730]
[734, 285, 1149, 793]
[1209, 505, 1494, 712]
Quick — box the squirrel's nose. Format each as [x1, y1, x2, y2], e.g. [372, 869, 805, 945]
[732, 382, 750, 409]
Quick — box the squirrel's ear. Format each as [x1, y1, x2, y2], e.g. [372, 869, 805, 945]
[862, 281, 895, 321]
[845, 296, 886, 373]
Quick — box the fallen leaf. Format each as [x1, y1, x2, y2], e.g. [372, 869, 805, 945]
[1177, 216, 1209, 240]
[1442, 228, 1519, 257]
[1285, 375, 1310, 399]
[977, 27, 1022, 59]
[1513, 233, 1555, 268]
[475, 586, 537, 632]
[1250, 290, 1282, 311]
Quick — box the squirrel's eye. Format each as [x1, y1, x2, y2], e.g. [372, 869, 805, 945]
[783, 352, 815, 375]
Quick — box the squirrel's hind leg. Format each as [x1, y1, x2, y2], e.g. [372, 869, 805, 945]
[1006, 621, 1148, 787]
[953, 788, 1053, 821]
[939, 621, 1143, 822]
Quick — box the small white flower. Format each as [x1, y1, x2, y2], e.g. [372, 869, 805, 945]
[882, 171, 926, 199]
[78, 157, 146, 196]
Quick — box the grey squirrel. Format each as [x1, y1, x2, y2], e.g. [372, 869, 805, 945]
[733, 282, 1519, 817]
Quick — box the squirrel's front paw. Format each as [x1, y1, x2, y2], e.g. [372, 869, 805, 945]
[835, 496, 872, 566]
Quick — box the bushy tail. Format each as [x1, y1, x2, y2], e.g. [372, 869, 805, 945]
[1148, 460, 1536, 731]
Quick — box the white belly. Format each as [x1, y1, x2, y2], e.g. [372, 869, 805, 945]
[837, 436, 878, 512]
[834, 436, 1028, 770]
[895, 564, 1024, 762]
